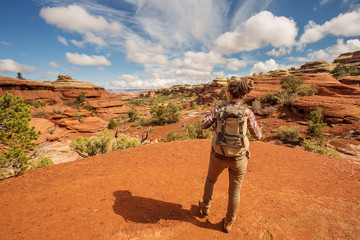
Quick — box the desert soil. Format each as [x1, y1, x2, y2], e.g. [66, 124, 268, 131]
[1, 139, 359, 240]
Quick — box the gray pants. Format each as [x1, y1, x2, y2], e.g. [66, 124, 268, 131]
[202, 151, 248, 223]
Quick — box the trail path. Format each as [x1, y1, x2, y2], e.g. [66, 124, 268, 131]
[1, 140, 359, 239]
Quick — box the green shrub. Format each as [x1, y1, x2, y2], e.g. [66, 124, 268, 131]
[151, 102, 182, 125]
[260, 92, 282, 105]
[108, 119, 118, 129]
[83, 104, 96, 115]
[70, 130, 115, 157]
[190, 102, 199, 110]
[185, 119, 212, 139]
[0, 93, 40, 176]
[219, 85, 228, 100]
[276, 126, 301, 143]
[165, 130, 188, 142]
[64, 101, 81, 109]
[306, 108, 326, 138]
[72, 113, 85, 121]
[76, 93, 87, 103]
[53, 109, 63, 114]
[301, 138, 340, 158]
[115, 136, 140, 150]
[31, 157, 54, 169]
[296, 86, 318, 96]
[280, 75, 305, 93]
[128, 108, 140, 122]
[132, 117, 149, 127]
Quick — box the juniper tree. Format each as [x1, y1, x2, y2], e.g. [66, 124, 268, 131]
[0, 93, 40, 176]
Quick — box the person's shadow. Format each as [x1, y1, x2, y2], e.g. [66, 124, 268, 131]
[112, 190, 222, 231]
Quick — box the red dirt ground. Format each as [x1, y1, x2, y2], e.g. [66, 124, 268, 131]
[1, 140, 359, 239]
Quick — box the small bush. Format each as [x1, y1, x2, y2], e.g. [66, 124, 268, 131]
[251, 99, 261, 113]
[115, 136, 140, 150]
[31, 157, 54, 169]
[301, 138, 340, 158]
[132, 117, 149, 127]
[108, 119, 118, 129]
[83, 104, 96, 115]
[296, 86, 318, 96]
[219, 85, 228, 100]
[276, 126, 301, 143]
[70, 130, 115, 157]
[128, 108, 140, 122]
[72, 113, 85, 121]
[190, 102, 199, 110]
[76, 93, 87, 103]
[151, 102, 182, 125]
[260, 92, 282, 105]
[34, 111, 48, 118]
[64, 101, 81, 109]
[185, 119, 212, 139]
[53, 109, 62, 114]
[306, 108, 326, 138]
[264, 105, 277, 116]
[165, 130, 188, 142]
[280, 75, 305, 93]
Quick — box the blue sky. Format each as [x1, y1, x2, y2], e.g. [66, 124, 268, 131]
[0, 0, 359, 90]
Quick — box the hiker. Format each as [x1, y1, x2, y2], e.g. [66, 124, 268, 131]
[199, 78, 262, 233]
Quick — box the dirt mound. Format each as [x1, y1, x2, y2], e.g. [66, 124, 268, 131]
[1, 140, 359, 239]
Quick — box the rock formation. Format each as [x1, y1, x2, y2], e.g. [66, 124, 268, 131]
[299, 60, 337, 73]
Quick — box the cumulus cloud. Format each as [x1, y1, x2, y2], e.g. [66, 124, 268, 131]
[0, 59, 38, 73]
[250, 59, 281, 75]
[170, 51, 225, 72]
[215, 11, 298, 54]
[117, 74, 140, 82]
[307, 38, 360, 61]
[65, 52, 111, 66]
[299, 8, 360, 45]
[267, 47, 292, 57]
[226, 58, 248, 71]
[175, 69, 210, 77]
[43, 71, 59, 76]
[48, 61, 61, 68]
[126, 39, 168, 65]
[40, 5, 122, 47]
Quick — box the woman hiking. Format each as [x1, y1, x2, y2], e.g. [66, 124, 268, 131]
[199, 78, 262, 233]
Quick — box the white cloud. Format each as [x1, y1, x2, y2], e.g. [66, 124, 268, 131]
[226, 58, 248, 71]
[307, 38, 360, 61]
[170, 51, 225, 72]
[267, 47, 293, 57]
[117, 74, 140, 82]
[213, 71, 225, 77]
[48, 61, 61, 68]
[57, 36, 68, 46]
[0, 41, 10, 46]
[40, 5, 122, 47]
[109, 77, 177, 89]
[175, 69, 210, 77]
[250, 59, 281, 75]
[0, 59, 38, 73]
[65, 52, 111, 66]
[71, 39, 85, 48]
[128, 0, 228, 48]
[299, 8, 360, 45]
[215, 11, 298, 54]
[126, 39, 168, 65]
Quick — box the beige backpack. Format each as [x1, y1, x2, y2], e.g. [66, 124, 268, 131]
[211, 104, 249, 157]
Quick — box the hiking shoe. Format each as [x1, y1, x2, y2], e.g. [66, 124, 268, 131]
[198, 200, 210, 216]
[222, 218, 233, 233]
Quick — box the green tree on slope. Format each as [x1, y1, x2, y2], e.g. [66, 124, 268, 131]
[0, 93, 40, 176]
